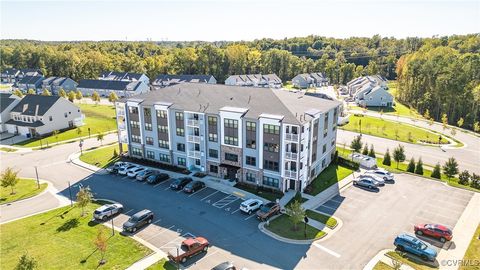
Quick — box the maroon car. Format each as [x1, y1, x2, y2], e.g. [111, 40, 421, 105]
[414, 223, 452, 243]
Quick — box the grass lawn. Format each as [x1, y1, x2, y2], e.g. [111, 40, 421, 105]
[0, 203, 152, 269]
[15, 104, 116, 148]
[266, 214, 325, 240]
[234, 183, 283, 202]
[285, 192, 308, 208]
[341, 115, 448, 145]
[0, 147, 17, 152]
[0, 179, 47, 205]
[460, 224, 480, 270]
[305, 210, 337, 229]
[79, 144, 119, 168]
[147, 258, 176, 270]
[372, 261, 394, 270]
[306, 163, 354, 195]
[386, 251, 437, 270]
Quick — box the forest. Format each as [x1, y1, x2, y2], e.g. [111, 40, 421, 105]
[0, 34, 479, 129]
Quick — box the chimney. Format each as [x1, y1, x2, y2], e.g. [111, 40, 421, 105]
[35, 105, 39, 116]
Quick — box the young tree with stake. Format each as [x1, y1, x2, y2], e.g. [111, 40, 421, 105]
[76, 186, 92, 216]
[1, 167, 20, 195]
[392, 145, 406, 169]
[285, 200, 306, 231]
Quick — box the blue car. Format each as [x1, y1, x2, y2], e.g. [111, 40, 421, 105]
[394, 234, 437, 261]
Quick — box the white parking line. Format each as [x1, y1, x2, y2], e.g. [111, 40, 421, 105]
[176, 188, 184, 193]
[154, 182, 163, 187]
[218, 198, 239, 209]
[244, 213, 257, 220]
[314, 243, 341, 258]
[200, 191, 219, 201]
[160, 236, 185, 248]
[153, 219, 162, 224]
[193, 250, 219, 265]
[231, 209, 241, 215]
[182, 232, 195, 238]
[144, 225, 175, 241]
[122, 176, 129, 180]
[164, 186, 171, 191]
[142, 181, 148, 185]
[189, 187, 206, 197]
[123, 209, 134, 215]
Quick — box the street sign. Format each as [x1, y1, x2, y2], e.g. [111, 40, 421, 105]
[304, 216, 309, 223]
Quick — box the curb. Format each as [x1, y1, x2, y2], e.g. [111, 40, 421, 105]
[68, 151, 109, 175]
[258, 215, 327, 245]
[0, 178, 49, 206]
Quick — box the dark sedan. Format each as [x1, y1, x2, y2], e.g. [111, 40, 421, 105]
[146, 173, 169, 184]
[170, 177, 192, 190]
[183, 180, 206, 193]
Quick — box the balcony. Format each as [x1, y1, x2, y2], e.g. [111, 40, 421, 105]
[187, 150, 202, 159]
[284, 170, 298, 179]
[187, 119, 200, 127]
[285, 133, 299, 142]
[285, 152, 298, 160]
[187, 135, 201, 143]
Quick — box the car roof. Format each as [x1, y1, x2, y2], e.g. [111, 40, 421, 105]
[399, 234, 420, 243]
[183, 237, 198, 246]
[430, 224, 450, 231]
[133, 209, 151, 217]
[243, 198, 261, 204]
[212, 261, 234, 270]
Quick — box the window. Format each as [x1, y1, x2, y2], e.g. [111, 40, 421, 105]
[209, 149, 218, 158]
[128, 107, 138, 114]
[246, 156, 256, 166]
[158, 140, 169, 149]
[263, 124, 280, 135]
[131, 135, 141, 143]
[158, 125, 168, 133]
[263, 143, 279, 153]
[312, 152, 317, 162]
[225, 153, 238, 162]
[145, 123, 153, 131]
[263, 176, 279, 188]
[195, 159, 201, 166]
[210, 165, 218, 174]
[176, 127, 184, 136]
[143, 108, 151, 118]
[156, 110, 167, 118]
[208, 116, 217, 125]
[49, 116, 53, 121]
[224, 119, 238, 128]
[159, 153, 170, 163]
[146, 136, 154, 145]
[324, 114, 329, 137]
[291, 126, 298, 134]
[246, 138, 256, 149]
[130, 121, 140, 129]
[224, 136, 238, 146]
[208, 133, 218, 142]
[146, 150, 155, 159]
[246, 121, 256, 131]
[131, 147, 142, 156]
[64, 112, 67, 118]
[177, 143, 185, 152]
[246, 121, 256, 149]
[175, 112, 184, 121]
[263, 160, 279, 172]
[331, 139, 335, 146]
[177, 157, 186, 166]
[246, 172, 256, 183]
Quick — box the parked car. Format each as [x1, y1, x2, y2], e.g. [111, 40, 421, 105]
[93, 203, 123, 221]
[122, 209, 154, 233]
[136, 169, 156, 181]
[240, 199, 263, 215]
[360, 174, 385, 186]
[118, 164, 137, 176]
[212, 261, 237, 270]
[106, 162, 127, 174]
[127, 167, 146, 178]
[170, 177, 193, 190]
[183, 181, 205, 193]
[394, 234, 437, 261]
[352, 178, 379, 190]
[367, 168, 394, 182]
[147, 173, 170, 184]
[167, 237, 209, 263]
[414, 223, 453, 243]
[256, 202, 280, 221]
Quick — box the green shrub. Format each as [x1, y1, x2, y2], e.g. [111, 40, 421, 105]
[406, 158, 415, 173]
[458, 170, 470, 185]
[415, 158, 424, 175]
[383, 149, 391, 166]
[431, 163, 441, 179]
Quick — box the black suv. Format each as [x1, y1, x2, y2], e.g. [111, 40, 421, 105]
[122, 209, 154, 233]
[170, 177, 192, 190]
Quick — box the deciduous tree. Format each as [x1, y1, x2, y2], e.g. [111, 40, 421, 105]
[76, 186, 92, 216]
[350, 135, 363, 153]
[458, 170, 470, 185]
[1, 167, 19, 195]
[15, 253, 38, 270]
[392, 145, 406, 169]
[285, 200, 305, 231]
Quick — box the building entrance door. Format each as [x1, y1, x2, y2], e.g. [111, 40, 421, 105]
[289, 179, 296, 190]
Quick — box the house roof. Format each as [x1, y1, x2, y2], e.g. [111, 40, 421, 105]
[226, 74, 282, 85]
[0, 68, 20, 77]
[10, 95, 61, 116]
[152, 74, 214, 85]
[77, 79, 144, 91]
[293, 73, 328, 83]
[5, 119, 44, 127]
[20, 69, 43, 76]
[0, 93, 20, 113]
[123, 83, 339, 124]
[99, 71, 147, 81]
[42, 76, 74, 87]
[17, 75, 44, 85]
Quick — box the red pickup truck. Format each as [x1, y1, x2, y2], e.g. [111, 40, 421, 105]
[168, 237, 210, 263]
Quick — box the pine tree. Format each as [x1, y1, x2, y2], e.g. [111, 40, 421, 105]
[350, 135, 363, 153]
[443, 157, 459, 180]
[406, 157, 415, 173]
[368, 144, 376, 158]
[362, 144, 369, 155]
[383, 149, 391, 166]
[431, 163, 441, 179]
[458, 170, 470, 186]
[415, 158, 424, 175]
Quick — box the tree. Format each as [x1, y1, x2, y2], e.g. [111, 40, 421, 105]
[76, 127, 82, 137]
[15, 253, 38, 270]
[97, 132, 104, 145]
[52, 130, 59, 144]
[75, 90, 83, 102]
[1, 167, 20, 195]
[470, 173, 480, 189]
[423, 109, 431, 120]
[442, 157, 459, 180]
[91, 91, 100, 104]
[94, 226, 108, 265]
[415, 158, 424, 175]
[383, 149, 392, 166]
[285, 200, 305, 231]
[392, 145, 406, 169]
[76, 186, 92, 216]
[13, 89, 23, 97]
[368, 144, 376, 158]
[350, 135, 362, 153]
[27, 89, 36, 95]
[67, 91, 75, 102]
[58, 88, 67, 98]
[41, 89, 51, 96]
[362, 144, 369, 155]
[474, 122, 480, 133]
[108, 92, 118, 104]
[406, 158, 415, 173]
[431, 163, 442, 179]
[441, 113, 448, 130]
[457, 117, 464, 128]
[458, 170, 470, 185]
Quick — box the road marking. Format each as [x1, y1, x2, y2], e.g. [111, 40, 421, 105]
[123, 209, 134, 215]
[164, 186, 171, 191]
[218, 198, 239, 209]
[142, 181, 148, 185]
[244, 213, 257, 220]
[224, 207, 231, 212]
[160, 236, 185, 248]
[231, 209, 241, 214]
[182, 232, 195, 238]
[176, 188, 184, 193]
[153, 219, 162, 224]
[212, 195, 238, 208]
[193, 250, 219, 264]
[314, 243, 341, 258]
[154, 182, 163, 187]
[188, 187, 206, 197]
[143, 225, 175, 241]
[200, 190, 219, 201]
[204, 199, 211, 204]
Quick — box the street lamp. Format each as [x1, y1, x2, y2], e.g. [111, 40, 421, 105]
[304, 216, 309, 239]
[79, 139, 84, 155]
[110, 209, 115, 236]
[34, 166, 40, 189]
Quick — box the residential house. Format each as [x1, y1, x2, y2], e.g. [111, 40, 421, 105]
[291, 73, 329, 89]
[151, 74, 217, 90]
[17, 69, 43, 80]
[5, 95, 83, 137]
[225, 74, 282, 88]
[355, 85, 393, 107]
[347, 75, 387, 96]
[42, 77, 78, 95]
[77, 79, 149, 98]
[115, 83, 340, 193]
[0, 68, 20, 84]
[99, 71, 150, 85]
[17, 76, 45, 93]
[0, 93, 21, 132]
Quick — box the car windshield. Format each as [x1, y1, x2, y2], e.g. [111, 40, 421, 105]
[147, 175, 156, 180]
[260, 205, 271, 212]
[129, 216, 139, 222]
[419, 242, 428, 250]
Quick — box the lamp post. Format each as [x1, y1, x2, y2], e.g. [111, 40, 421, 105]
[110, 209, 115, 236]
[304, 216, 309, 239]
[68, 181, 73, 207]
[176, 246, 180, 270]
[79, 139, 84, 155]
[34, 166, 40, 189]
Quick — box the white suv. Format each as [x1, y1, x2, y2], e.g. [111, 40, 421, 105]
[367, 169, 394, 182]
[240, 199, 263, 214]
[127, 167, 145, 178]
[118, 164, 137, 175]
[93, 203, 123, 221]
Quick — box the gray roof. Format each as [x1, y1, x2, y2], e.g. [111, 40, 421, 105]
[124, 83, 339, 124]
[5, 119, 44, 127]
[10, 95, 61, 116]
[42, 76, 74, 87]
[0, 93, 19, 113]
[152, 74, 214, 85]
[227, 74, 282, 85]
[99, 71, 147, 81]
[0, 68, 20, 77]
[20, 69, 43, 76]
[77, 79, 143, 91]
[17, 75, 44, 85]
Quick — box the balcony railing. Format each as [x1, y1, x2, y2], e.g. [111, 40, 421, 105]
[284, 170, 298, 179]
[187, 119, 200, 127]
[187, 135, 201, 143]
[285, 133, 299, 142]
[285, 152, 298, 160]
[187, 150, 202, 159]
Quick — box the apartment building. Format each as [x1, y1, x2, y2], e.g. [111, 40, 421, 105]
[115, 83, 340, 193]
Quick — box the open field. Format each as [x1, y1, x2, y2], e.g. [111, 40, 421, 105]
[79, 144, 119, 168]
[0, 178, 47, 205]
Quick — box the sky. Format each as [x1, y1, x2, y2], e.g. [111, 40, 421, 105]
[0, 0, 479, 41]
